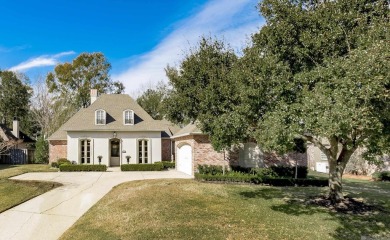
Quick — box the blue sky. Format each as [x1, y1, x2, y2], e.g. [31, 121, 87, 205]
[0, 0, 263, 94]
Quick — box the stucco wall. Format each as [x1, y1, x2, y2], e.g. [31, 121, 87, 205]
[49, 140, 67, 163]
[67, 131, 162, 166]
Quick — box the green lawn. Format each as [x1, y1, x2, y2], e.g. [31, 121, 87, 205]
[61, 177, 390, 240]
[0, 164, 61, 212]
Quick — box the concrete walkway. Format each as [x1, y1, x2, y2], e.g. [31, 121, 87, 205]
[0, 170, 192, 240]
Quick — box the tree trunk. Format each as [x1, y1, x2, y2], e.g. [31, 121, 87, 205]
[328, 145, 356, 203]
[328, 159, 345, 203]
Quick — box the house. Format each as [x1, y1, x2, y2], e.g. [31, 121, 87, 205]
[0, 119, 35, 164]
[172, 123, 307, 175]
[48, 90, 307, 175]
[48, 90, 178, 166]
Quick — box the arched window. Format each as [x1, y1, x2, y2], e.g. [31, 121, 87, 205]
[95, 109, 106, 125]
[123, 110, 134, 125]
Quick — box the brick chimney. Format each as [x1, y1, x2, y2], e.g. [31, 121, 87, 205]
[12, 117, 19, 138]
[91, 89, 98, 104]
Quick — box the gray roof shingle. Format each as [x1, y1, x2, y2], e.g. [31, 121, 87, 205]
[48, 94, 177, 140]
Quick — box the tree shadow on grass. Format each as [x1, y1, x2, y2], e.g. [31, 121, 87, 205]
[0, 165, 18, 171]
[239, 187, 390, 239]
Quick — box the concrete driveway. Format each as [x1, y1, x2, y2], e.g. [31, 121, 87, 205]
[0, 169, 192, 240]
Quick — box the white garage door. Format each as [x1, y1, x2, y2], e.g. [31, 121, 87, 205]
[177, 144, 193, 175]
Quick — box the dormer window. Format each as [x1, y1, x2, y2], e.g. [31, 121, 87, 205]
[123, 110, 134, 125]
[95, 109, 106, 125]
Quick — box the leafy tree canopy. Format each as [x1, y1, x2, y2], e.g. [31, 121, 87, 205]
[46, 52, 125, 108]
[0, 70, 33, 133]
[165, 0, 389, 202]
[136, 81, 169, 120]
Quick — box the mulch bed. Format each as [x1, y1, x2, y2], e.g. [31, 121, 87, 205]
[306, 196, 387, 215]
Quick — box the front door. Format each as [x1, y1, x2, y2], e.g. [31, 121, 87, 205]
[110, 139, 120, 166]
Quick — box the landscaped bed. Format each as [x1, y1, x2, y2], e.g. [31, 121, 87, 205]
[60, 177, 390, 240]
[0, 164, 61, 213]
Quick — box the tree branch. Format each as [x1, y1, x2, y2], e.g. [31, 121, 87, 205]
[301, 134, 330, 156]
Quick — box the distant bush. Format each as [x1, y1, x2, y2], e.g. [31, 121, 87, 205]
[372, 171, 390, 181]
[121, 162, 164, 171]
[51, 162, 59, 168]
[59, 164, 107, 172]
[198, 165, 224, 175]
[162, 161, 175, 169]
[57, 158, 71, 166]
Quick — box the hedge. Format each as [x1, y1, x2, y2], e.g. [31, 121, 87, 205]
[270, 166, 308, 179]
[198, 165, 224, 175]
[195, 173, 328, 187]
[121, 162, 164, 171]
[59, 164, 107, 172]
[195, 173, 254, 183]
[162, 161, 175, 169]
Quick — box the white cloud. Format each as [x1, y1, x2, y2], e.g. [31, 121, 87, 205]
[9, 51, 76, 72]
[0, 45, 29, 53]
[113, 0, 263, 96]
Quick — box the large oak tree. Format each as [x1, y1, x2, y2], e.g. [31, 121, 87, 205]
[46, 52, 125, 109]
[165, 0, 389, 203]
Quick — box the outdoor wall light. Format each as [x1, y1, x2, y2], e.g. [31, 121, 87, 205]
[113, 131, 117, 138]
[126, 155, 131, 164]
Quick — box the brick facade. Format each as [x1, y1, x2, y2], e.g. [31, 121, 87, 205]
[161, 139, 173, 161]
[174, 134, 307, 174]
[49, 140, 67, 163]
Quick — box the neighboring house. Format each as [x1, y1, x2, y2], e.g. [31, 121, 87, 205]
[48, 90, 178, 166]
[172, 123, 307, 176]
[0, 119, 35, 164]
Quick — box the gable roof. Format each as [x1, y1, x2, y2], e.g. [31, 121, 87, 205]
[171, 123, 204, 139]
[0, 124, 35, 143]
[48, 94, 177, 140]
[158, 120, 181, 138]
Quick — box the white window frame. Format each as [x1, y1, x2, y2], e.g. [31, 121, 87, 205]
[123, 110, 134, 125]
[95, 109, 106, 125]
[137, 139, 150, 164]
[80, 139, 91, 164]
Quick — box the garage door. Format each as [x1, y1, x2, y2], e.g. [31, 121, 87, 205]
[177, 144, 192, 175]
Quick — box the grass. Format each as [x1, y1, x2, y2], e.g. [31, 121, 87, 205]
[0, 164, 61, 212]
[61, 176, 390, 240]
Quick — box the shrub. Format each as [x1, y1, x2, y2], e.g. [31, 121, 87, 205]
[59, 164, 107, 172]
[162, 161, 175, 169]
[251, 168, 278, 178]
[230, 165, 252, 173]
[34, 136, 49, 164]
[372, 171, 390, 181]
[57, 158, 71, 166]
[195, 173, 328, 187]
[270, 166, 308, 178]
[198, 165, 224, 175]
[51, 162, 58, 168]
[121, 162, 164, 171]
